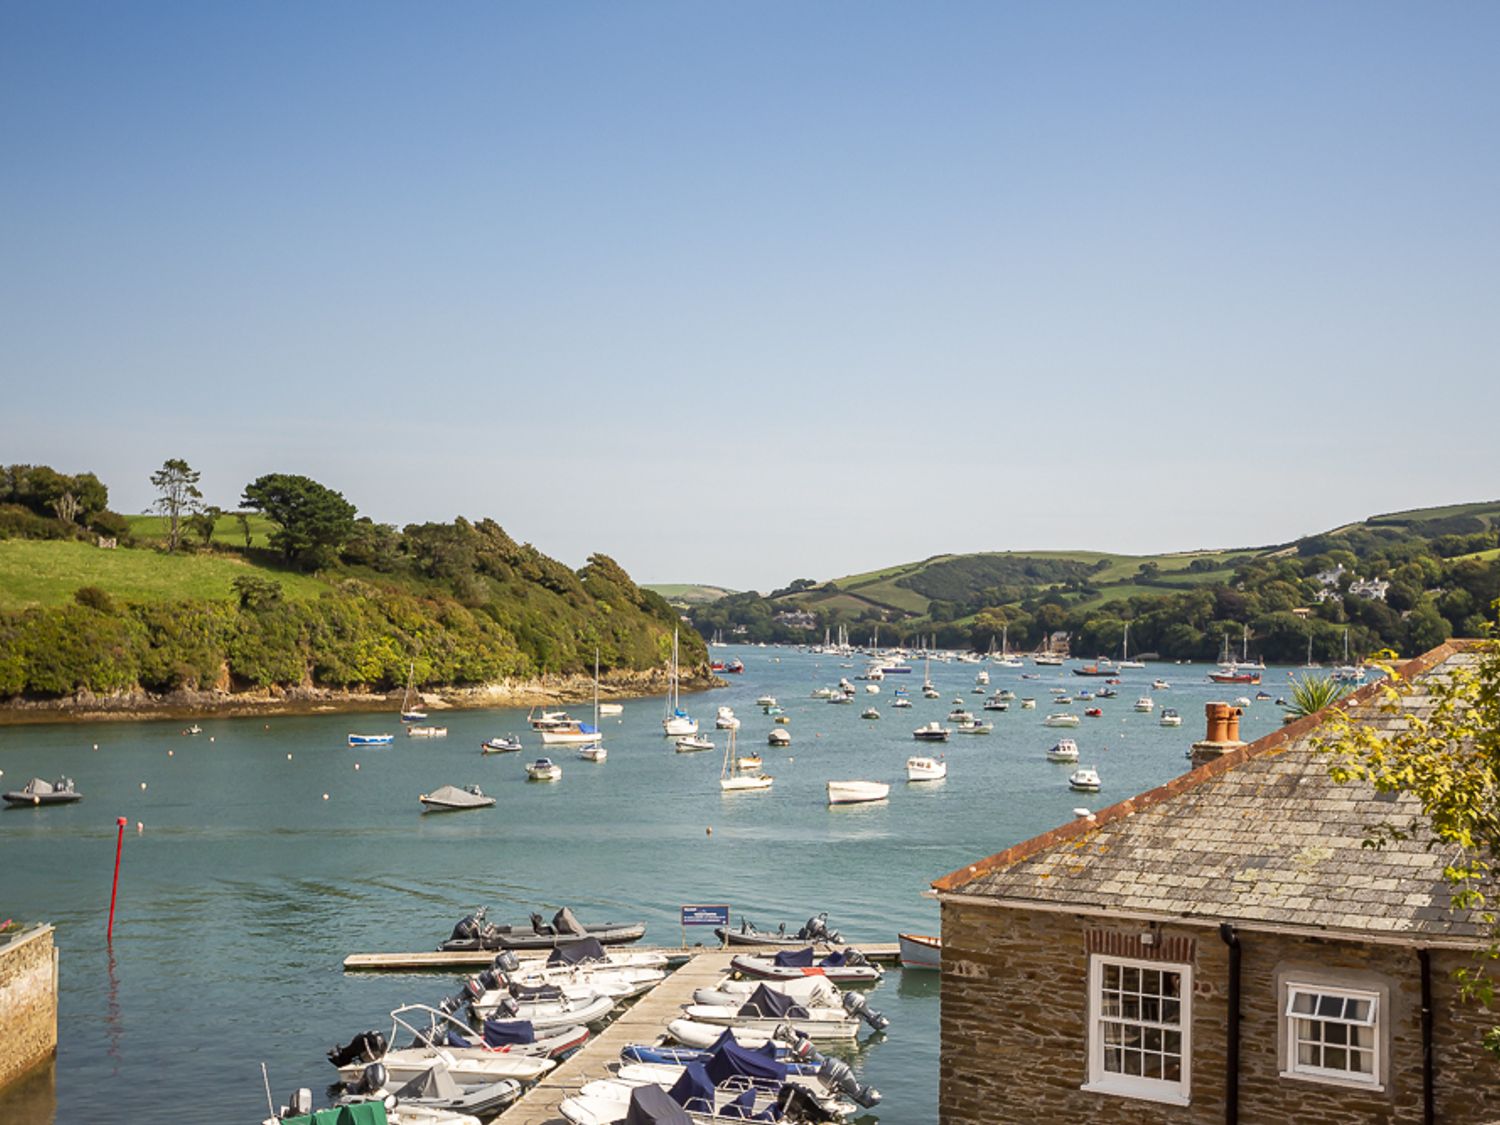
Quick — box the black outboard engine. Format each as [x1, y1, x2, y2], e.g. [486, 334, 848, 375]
[463, 975, 488, 1004]
[326, 1029, 387, 1068]
[492, 950, 521, 973]
[774, 1024, 822, 1066]
[841, 990, 890, 1032]
[800, 915, 826, 941]
[437, 993, 465, 1017]
[476, 968, 503, 992]
[444, 906, 501, 950]
[492, 995, 521, 1018]
[776, 1083, 837, 1123]
[530, 911, 548, 934]
[844, 948, 868, 967]
[346, 1062, 388, 1097]
[819, 1057, 881, 1108]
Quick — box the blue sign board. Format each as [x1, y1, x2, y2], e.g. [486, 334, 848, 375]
[681, 904, 730, 928]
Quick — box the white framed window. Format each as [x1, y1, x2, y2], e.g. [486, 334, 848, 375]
[1083, 954, 1191, 1106]
[1283, 984, 1381, 1088]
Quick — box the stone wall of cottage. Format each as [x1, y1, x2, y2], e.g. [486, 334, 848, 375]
[940, 901, 1500, 1124]
[0, 925, 58, 1093]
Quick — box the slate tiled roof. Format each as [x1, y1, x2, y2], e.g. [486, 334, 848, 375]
[934, 642, 1491, 943]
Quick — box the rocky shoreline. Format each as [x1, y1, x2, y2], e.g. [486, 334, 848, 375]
[0, 668, 723, 726]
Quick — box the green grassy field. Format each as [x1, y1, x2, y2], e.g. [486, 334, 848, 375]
[0, 540, 330, 611]
[1366, 500, 1500, 525]
[1450, 547, 1500, 564]
[125, 512, 279, 549]
[644, 583, 738, 605]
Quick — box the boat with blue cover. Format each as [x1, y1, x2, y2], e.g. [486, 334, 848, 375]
[729, 946, 884, 985]
[347, 733, 394, 747]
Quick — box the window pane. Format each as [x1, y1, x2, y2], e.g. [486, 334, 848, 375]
[1141, 996, 1161, 1023]
[1103, 964, 1119, 990]
[1143, 1052, 1163, 1079]
[1164, 1055, 1182, 1081]
[1162, 999, 1181, 1026]
[1317, 994, 1343, 1018]
[1163, 971, 1181, 998]
[1291, 991, 1316, 1016]
[1325, 1046, 1348, 1071]
[1143, 1027, 1162, 1052]
[1121, 994, 1140, 1021]
[1123, 967, 1140, 992]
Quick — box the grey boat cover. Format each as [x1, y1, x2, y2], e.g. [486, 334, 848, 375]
[423, 785, 490, 808]
[394, 1062, 464, 1102]
[547, 937, 606, 965]
[553, 907, 587, 936]
[737, 983, 810, 1020]
[624, 1083, 692, 1125]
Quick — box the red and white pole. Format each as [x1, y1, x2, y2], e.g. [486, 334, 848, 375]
[107, 815, 126, 942]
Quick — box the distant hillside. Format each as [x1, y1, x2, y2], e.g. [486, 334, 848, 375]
[646, 583, 738, 607]
[688, 499, 1500, 665]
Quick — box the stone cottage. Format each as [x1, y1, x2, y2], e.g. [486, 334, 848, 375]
[932, 640, 1499, 1123]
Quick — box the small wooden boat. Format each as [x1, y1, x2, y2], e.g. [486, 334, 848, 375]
[3, 776, 82, 807]
[420, 784, 495, 812]
[897, 932, 941, 971]
[826, 780, 890, 806]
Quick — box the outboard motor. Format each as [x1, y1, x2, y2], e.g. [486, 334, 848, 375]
[819, 1057, 881, 1108]
[774, 1025, 822, 1065]
[449, 907, 487, 942]
[801, 915, 826, 941]
[477, 968, 503, 992]
[437, 993, 465, 1017]
[530, 911, 548, 934]
[493, 995, 521, 1018]
[347, 1062, 388, 1097]
[463, 975, 487, 1003]
[844, 948, 868, 967]
[776, 1083, 836, 1123]
[326, 1030, 387, 1068]
[492, 950, 521, 973]
[840, 990, 890, 1032]
[824, 926, 843, 944]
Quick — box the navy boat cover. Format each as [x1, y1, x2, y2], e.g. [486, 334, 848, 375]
[624, 1082, 692, 1125]
[445, 1028, 474, 1048]
[548, 936, 607, 965]
[771, 947, 815, 968]
[704, 1038, 787, 1085]
[483, 1019, 537, 1046]
[667, 1062, 717, 1115]
[820, 950, 848, 967]
[737, 983, 809, 1020]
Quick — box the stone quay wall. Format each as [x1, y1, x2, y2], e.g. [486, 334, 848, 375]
[939, 900, 1500, 1124]
[0, 925, 58, 1092]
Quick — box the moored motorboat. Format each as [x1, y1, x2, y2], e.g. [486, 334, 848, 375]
[1159, 708, 1182, 727]
[826, 780, 889, 806]
[1134, 696, 1155, 713]
[1045, 738, 1079, 763]
[729, 947, 884, 985]
[714, 913, 842, 948]
[675, 735, 714, 753]
[348, 733, 394, 746]
[481, 735, 523, 754]
[1068, 766, 1102, 792]
[2, 776, 81, 807]
[407, 726, 449, 739]
[897, 932, 941, 971]
[681, 983, 886, 1040]
[598, 703, 623, 717]
[328, 1006, 558, 1086]
[767, 728, 791, 747]
[440, 908, 647, 952]
[1043, 713, 1080, 728]
[526, 758, 562, 781]
[419, 784, 495, 812]
[578, 743, 607, 762]
[912, 722, 950, 742]
[905, 756, 946, 782]
[334, 1060, 521, 1121]
[859, 706, 880, 720]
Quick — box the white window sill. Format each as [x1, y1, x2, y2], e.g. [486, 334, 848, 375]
[1280, 1069, 1384, 1093]
[1081, 1079, 1191, 1107]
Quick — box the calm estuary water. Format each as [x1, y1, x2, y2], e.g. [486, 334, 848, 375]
[0, 649, 1296, 1122]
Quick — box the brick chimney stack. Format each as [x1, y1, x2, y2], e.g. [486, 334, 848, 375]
[1190, 701, 1245, 768]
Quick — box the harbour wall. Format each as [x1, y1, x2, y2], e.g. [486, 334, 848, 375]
[0, 925, 58, 1093]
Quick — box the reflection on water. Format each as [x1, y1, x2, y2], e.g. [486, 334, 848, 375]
[0, 649, 1294, 1123]
[1, 1060, 56, 1122]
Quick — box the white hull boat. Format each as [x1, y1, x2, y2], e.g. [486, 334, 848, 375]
[578, 743, 607, 762]
[1043, 713, 1081, 728]
[526, 758, 562, 781]
[905, 756, 947, 781]
[420, 784, 495, 812]
[826, 780, 889, 806]
[676, 735, 714, 753]
[727, 952, 883, 986]
[540, 726, 603, 745]
[408, 726, 449, 738]
[598, 703, 623, 717]
[481, 736, 523, 754]
[898, 932, 941, 970]
[1046, 738, 1080, 763]
[469, 987, 617, 1028]
[1069, 766, 1102, 792]
[680, 1004, 861, 1040]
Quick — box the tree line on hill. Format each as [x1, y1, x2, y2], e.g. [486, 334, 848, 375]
[0, 460, 700, 700]
[690, 527, 1500, 663]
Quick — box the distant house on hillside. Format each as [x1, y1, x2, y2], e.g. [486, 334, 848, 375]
[1349, 577, 1391, 601]
[773, 610, 818, 630]
[932, 641, 1499, 1123]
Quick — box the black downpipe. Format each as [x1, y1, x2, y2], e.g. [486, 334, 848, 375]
[1419, 948, 1435, 1125]
[1219, 923, 1241, 1125]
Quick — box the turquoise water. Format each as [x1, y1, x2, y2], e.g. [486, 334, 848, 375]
[0, 650, 1296, 1122]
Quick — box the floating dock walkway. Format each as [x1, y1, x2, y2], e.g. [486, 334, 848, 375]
[498, 948, 738, 1124]
[343, 942, 900, 972]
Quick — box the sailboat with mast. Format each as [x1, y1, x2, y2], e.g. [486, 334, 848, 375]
[399, 662, 426, 723]
[661, 627, 698, 737]
[994, 625, 1024, 668]
[1332, 628, 1367, 684]
[579, 650, 607, 762]
[1117, 624, 1145, 669]
[719, 727, 772, 792]
[1208, 626, 1264, 684]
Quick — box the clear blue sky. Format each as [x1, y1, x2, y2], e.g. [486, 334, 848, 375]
[3, 2, 1497, 590]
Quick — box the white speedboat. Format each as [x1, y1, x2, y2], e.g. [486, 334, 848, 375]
[681, 998, 868, 1041]
[906, 756, 947, 781]
[1159, 708, 1182, 727]
[578, 743, 607, 762]
[1019, 698, 1037, 709]
[468, 985, 617, 1028]
[331, 1006, 558, 1086]
[694, 977, 842, 1007]
[481, 735, 523, 754]
[767, 728, 791, 747]
[756, 695, 777, 708]
[1045, 738, 1080, 762]
[897, 932, 941, 970]
[982, 695, 1010, 711]
[598, 703, 624, 717]
[1043, 713, 1081, 728]
[954, 719, 993, 735]
[975, 669, 989, 686]
[729, 949, 884, 985]
[912, 722, 950, 743]
[526, 758, 562, 781]
[1152, 679, 1171, 690]
[675, 735, 714, 753]
[826, 780, 889, 806]
[1068, 766, 1102, 792]
[419, 784, 495, 812]
[1134, 696, 1155, 713]
[892, 697, 913, 709]
[860, 706, 880, 720]
[715, 706, 739, 730]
